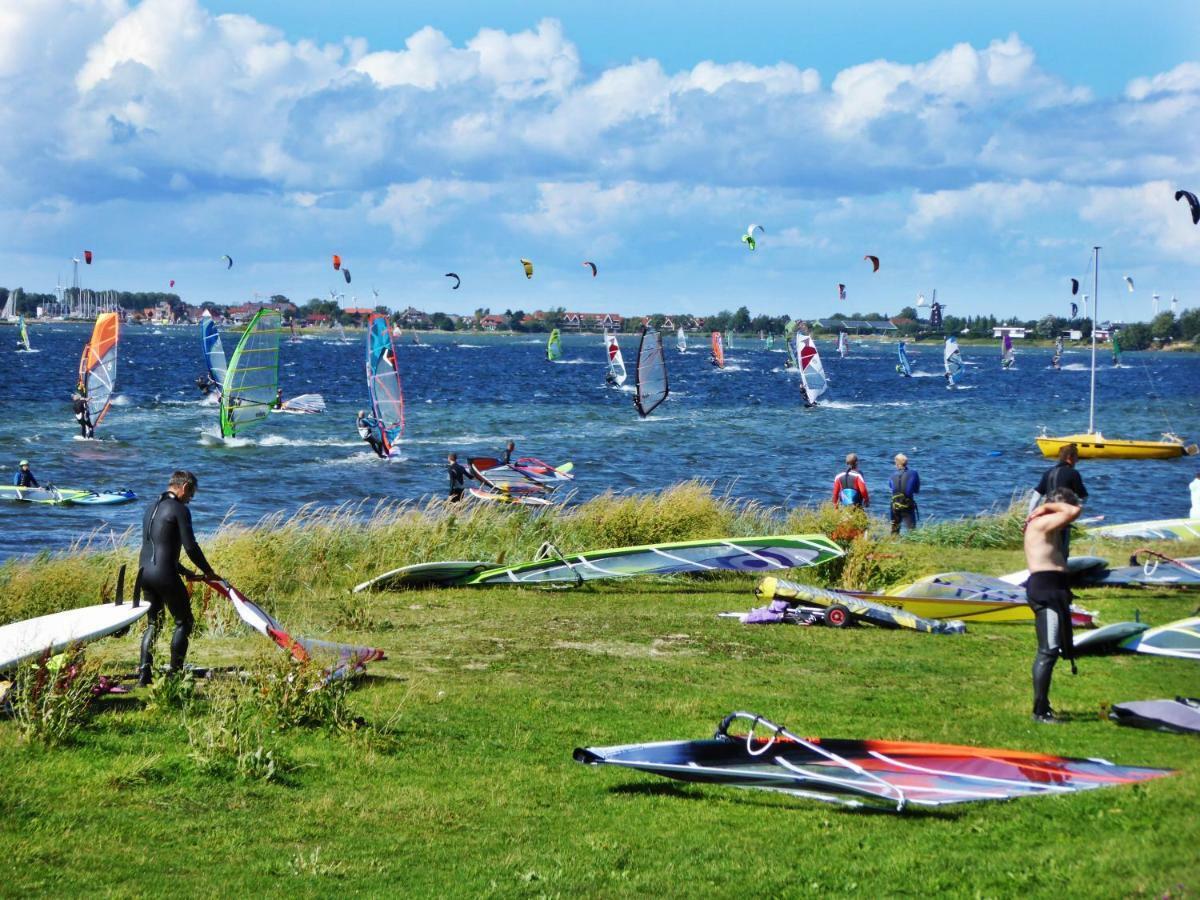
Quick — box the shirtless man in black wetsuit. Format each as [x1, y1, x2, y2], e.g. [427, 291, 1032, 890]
[136, 470, 218, 685]
[1022, 486, 1082, 724]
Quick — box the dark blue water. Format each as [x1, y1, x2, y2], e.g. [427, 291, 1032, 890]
[2, 322, 1197, 561]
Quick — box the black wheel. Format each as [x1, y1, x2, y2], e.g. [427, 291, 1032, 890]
[826, 604, 851, 628]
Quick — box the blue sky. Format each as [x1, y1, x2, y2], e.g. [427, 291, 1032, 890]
[2, 0, 1197, 321]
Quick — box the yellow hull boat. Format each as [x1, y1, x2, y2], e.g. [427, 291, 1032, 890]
[1036, 432, 1197, 460]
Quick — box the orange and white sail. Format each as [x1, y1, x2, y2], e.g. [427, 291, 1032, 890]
[78, 313, 120, 428]
[711, 331, 725, 368]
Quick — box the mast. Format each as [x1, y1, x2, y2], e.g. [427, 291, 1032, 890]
[1088, 246, 1099, 434]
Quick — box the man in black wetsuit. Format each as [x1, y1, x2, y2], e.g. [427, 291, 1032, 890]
[1022, 487, 1082, 724]
[272, 388, 284, 410]
[502, 441, 516, 465]
[357, 410, 386, 458]
[1029, 443, 1088, 557]
[195, 373, 214, 396]
[12, 459, 39, 488]
[136, 470, 218, 685]
[446, 452, 475, 502]
[72, 392, 94, 439]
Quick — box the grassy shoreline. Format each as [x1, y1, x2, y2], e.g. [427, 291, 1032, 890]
[2, 485, 1197, 896]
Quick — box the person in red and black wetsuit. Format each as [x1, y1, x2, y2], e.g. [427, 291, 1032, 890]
[832, 453, 869, 509]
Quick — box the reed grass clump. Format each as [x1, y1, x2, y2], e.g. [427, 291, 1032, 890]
[901, 504, 1026, 549]
[10, 645, 98, 747]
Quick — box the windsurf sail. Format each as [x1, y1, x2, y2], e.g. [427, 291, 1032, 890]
[783, 320, 799, 367]
[897, 340, 913, 377]
[17, 315, 31, 351]
[748, 579, 965, 634]
[711, 331, 725, 369]
[0, 292, 13, 321]
[796, 334, 828, 404]
[356, 534, 844, 591]
[837, 332, 848, 359]
[1053, 335, 1063, 366]
[547, 328, 563, 361]
[203, 578, 385, 681]
[1111, 330, 1122, 365]
[366, 313, 404, 455]
[1110, 698, 1200, 735]
[219, 308, 282, 438]
[1119, 616, 1200, 660]
[574, 711, 1174, 812]
[604, 332, 627, 385]
[200, 311, 227, 389]
[765, 333, 774, 350]
[634, 326, 669, 417]
[1001, 333, 1015, 369]
[676, 325, 687, 352]
[725, 330, 734, 349]
[944, 337, 964, 386]
[334, 321, 348, 342]
[78, 312, 120, 430]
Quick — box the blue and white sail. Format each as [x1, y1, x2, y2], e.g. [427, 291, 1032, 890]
[896, 340, 912, 377]
[796, 334, 828, 404]
[944, 336, 964, 387]
[676, 325, 687, 352]
[200, 311, 228, 390]
[837, 332, 848, 359]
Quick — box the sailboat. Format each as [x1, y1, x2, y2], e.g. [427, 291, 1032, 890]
[1036, 247, 1197, 460]
[202, 308, 282, 445]
[943, 337, 964, 389]
[604, 332, 627, 386]
[78, 313, 120, 434]
[15, 315, 33, 352]
[795, 334, 828, 407]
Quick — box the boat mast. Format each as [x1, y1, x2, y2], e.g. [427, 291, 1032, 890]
[1088, 246, 1099, 434]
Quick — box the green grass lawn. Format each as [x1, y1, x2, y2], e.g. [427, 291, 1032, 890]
[2, 561, 1197, 897]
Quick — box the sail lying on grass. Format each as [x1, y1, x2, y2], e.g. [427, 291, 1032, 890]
[604, 332, 627, 385]
[796, 334, 828, 403]
[634, 325, 668, 417]
[366, 313, 404, 455]
[575, 711, 1174, 813]
[78, 312, 120, 430]
[220, 308, 282, 438]
[200, 311, 227, 389]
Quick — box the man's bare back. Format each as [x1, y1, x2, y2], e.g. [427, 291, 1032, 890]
[1023, 501, 1082, 574]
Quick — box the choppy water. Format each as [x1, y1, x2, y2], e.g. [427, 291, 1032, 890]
[1, 322, 1197, 561]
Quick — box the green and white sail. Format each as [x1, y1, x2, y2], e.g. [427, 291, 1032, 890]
[220, 308, 283, 438]
[17, 315, 31, 351]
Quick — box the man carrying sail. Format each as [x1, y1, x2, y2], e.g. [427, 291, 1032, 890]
[137, 470, 219, 685]
[1022, 487, 1083, 724]
[446, 452, 477, 502]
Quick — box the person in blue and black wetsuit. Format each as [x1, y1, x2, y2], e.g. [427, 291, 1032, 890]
[12, 459, 39, 488]
[136, 470, 218, 686]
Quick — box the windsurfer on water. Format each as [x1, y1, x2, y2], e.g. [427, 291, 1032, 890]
[357, 410, 386, 459]
[195, 373, 216, 396]
[272, 388, 284, 410]
[72, 388, 94, 438]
